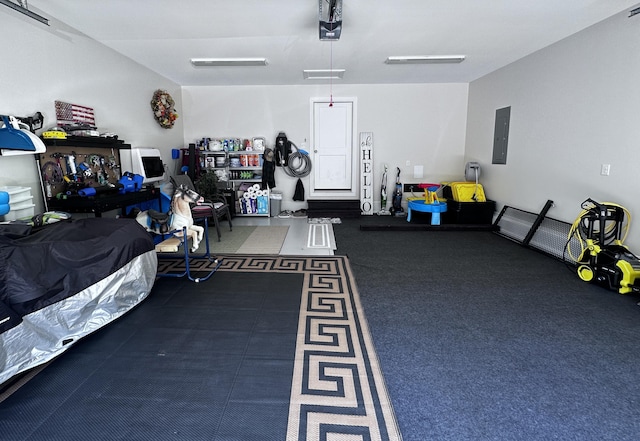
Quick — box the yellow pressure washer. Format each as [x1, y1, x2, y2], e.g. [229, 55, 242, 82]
[566, 198, 640, 294]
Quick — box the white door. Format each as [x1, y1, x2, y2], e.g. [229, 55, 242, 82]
[310, 98, 357, 198]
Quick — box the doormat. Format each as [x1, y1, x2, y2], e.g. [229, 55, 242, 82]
[308, 217, 342, 224]
[306, 223, 336, 250]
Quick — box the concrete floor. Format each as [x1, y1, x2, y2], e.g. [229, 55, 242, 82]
[230, 215, 337, 256]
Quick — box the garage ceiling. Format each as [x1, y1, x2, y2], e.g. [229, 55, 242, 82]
[26, 0, 640, 86]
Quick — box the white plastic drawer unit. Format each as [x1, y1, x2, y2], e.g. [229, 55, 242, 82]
[0, 186, 35, 221]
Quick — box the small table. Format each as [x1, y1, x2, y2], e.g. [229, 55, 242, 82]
[407, 200, 448, 225]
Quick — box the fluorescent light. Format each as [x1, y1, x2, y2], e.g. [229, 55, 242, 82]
[303, 69, 345, 80]
[385, 55, 466, 64]
[0, 0, 48, 25]
[190, 58, 268, 67]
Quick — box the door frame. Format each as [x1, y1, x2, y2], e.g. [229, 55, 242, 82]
[309, 96, 358, 199]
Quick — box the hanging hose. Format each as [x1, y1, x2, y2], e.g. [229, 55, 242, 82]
[283, 142, 312, 178]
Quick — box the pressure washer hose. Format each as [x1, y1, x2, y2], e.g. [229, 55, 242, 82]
[565, 200, 632, 262]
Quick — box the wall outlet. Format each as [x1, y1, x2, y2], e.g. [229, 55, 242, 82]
[601, 164, 611, 176]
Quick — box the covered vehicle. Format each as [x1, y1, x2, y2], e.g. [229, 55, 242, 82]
[0, 217, 157, 385]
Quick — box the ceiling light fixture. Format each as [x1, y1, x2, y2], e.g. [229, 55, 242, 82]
[385, 55, 466, 64]
[190, 58, 268, 67]
[0, 0, 49, 25]
[303, 69, 345, 80]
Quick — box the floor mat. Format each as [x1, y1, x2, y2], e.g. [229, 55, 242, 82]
[306, 223, 337, 250]
[191, 225, 289, 254]
[236, 226, 288, 254]
[308, 217, 342, 224]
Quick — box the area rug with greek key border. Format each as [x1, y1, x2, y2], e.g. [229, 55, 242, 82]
[161, 254, 403, 440]
[0, 255, 402, 441]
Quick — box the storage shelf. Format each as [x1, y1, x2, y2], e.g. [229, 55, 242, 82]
[190, 141, 269, 217]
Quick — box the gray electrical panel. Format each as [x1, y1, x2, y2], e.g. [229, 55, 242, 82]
[492, 106, 510, 164]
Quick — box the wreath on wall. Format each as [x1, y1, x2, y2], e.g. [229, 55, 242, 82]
[150, 89, 178, 129]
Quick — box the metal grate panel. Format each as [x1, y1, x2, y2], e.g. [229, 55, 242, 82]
[528, 217, 580, 263]
[495, 206, 537, 242]
[495, 205, 578, 263]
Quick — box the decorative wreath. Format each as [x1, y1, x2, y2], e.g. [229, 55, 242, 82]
[150, 89, 178, 129]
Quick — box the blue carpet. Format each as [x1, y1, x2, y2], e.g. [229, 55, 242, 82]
[334, 216, 640, 441]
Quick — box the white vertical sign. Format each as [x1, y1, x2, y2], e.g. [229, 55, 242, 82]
[360, 132, 373, 215]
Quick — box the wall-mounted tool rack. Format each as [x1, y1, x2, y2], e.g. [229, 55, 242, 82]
[40, 136, 130, 200]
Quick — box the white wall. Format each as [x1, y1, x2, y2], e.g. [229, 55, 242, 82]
[2, 8, 469, 218]
[0, 11, 184, 214]
[466, 9, 640, 249]
[182, 83, 469, 212]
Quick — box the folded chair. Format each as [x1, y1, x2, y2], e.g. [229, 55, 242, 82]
[171, 174, 232, 241]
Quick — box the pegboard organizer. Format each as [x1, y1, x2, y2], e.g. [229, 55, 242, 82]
[40, 137, 131, 199]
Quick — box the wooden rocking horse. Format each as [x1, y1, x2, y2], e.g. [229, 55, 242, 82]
[136, 184, 204, 252]
[135, 184, 221, 282]
[166, 184, 205, 252]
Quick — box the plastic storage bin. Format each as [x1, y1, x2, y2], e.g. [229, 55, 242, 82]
[442, 182, 486, 202]
[3, 204, 35, 221]
[0, 186, 32, 204]
[0, 186, 35, 221]
[442, 199, 496, 224]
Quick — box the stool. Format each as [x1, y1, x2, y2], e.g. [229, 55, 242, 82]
[407, 200, 447, 225]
